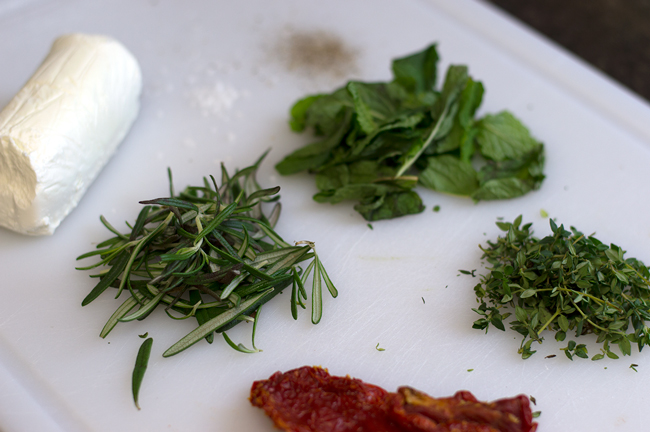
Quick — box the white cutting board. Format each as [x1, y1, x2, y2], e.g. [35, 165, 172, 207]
[2, 0, 650, 431]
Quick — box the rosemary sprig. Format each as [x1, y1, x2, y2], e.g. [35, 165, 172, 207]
[77, 153, 338, 357]
[471, 216, 650, 360]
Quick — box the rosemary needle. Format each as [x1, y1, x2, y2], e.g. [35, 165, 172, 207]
[77, 153, 338, 357]
[133, 337, 153, 410]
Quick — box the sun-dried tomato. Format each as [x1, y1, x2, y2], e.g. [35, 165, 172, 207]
[386, 387, 538, 432]
[250, 366, 538, 432]
[250, 365, 402, 432]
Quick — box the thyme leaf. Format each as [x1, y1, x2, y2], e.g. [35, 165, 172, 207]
[471, 216, 650, 360]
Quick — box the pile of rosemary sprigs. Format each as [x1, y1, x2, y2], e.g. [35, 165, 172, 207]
[77, 153, 337, 358]
[472, 216, 650, 360]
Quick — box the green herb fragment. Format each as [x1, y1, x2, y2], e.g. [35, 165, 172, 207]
[470, 216, 650, 360]
[433, 205, 440, 212]
[540, 209, 548, 218]
[630, 363, 639, 372]
[132, 337, 153, 410]
[276, 44, 545, 221]
[376, 343, 386, 351]
[367, 223, 373, 230]
[532, 411, 541, 419]
[138, 332, 148, 339]
[467, 369, 474, 372]
[77, 154, 338, 358]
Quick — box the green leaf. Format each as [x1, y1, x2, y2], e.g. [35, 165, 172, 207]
[190, 290, 215, 344]
[435, 78, 484, 156]
[275, 109, 352, 175]
[394, 65, 469, 178]
[475, 111, 540, 162]
[558, 314, 570, 332]
[194, 202, 239, 242]
[618, 337, 632, 356]
[311, 258, 323, 324]
[315, 164, 349, 191]
[522, 271, 537, 280]
[300, 87, 352, 136]
[314, 183, 389, 204]
[81, 251, 130, 306]
[391, 43, 439, 94]
[472, 177, 534, 201]
[614, 271, 629, 284]
[139, 198, 198, 213]
[605, 248, 621, 263]
[120, 289, 165, 322]
[317, 258, 339, 298]
[490, 314, 505, 331]
[457, 78, 485, 129]
[132, 337, 153, 410]
[289, 95, 323, 132]
[419, 155, 478, 196]
[515, 306, 528, 323]
[520, 339, 537, 359]
[222, 331, 260, 353]
[520, 289, 537, 298]
[163, 288, 274, 357]
[354, 191, 424, 221]
[100, 294, 142, 338]
[575, 344, 589, 359]
[347, 82, 378, 135]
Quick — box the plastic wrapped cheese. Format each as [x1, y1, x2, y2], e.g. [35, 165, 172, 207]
[0, 34, 142, 235]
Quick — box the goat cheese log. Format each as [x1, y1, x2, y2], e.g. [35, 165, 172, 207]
[0, 34, 142, 235]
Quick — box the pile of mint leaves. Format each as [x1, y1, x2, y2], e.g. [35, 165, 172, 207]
[276, 44, 545, 221]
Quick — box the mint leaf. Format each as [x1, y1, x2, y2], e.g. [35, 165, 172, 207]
[473, 143, 545, 200]
[275, 110, 352, 175]
[419, 155, 479, 196]
[347, 82, 378, 135]
[354, 191, 424, 221]
[289, 95, 323, 132]
[476, 111, 540, 161]
[278, 44, 546, 220]
[391, 43, 439, 94]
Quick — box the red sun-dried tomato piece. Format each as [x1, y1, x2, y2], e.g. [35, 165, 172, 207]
[250, 366, 538, 432]
[386, 387, 537, 432]
[250, 366, 402, 432]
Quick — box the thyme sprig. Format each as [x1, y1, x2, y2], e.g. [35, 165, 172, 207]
[471, 216, 650, 360]
[77, 153, 337, 357]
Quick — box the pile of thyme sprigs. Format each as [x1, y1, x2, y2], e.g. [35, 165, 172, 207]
[472, 216, 650, 360]
[77, 153, 337, 358]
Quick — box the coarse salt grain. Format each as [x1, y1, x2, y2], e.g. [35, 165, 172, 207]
[187, 81, 240, 118]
